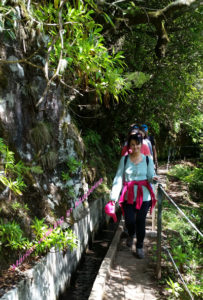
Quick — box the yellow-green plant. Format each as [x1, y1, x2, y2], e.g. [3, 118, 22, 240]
[168, 164, 203, 199]
[165, 278, 183, 299]
[31, 217, 77, 255]
[162, 197, 202, 300]
[31, 217, 48, 240]
[0, 138, 27, 195]
[0, 219, 29, 251]
[11, 201, 29, 212]
[66, 157, 82, 174]
[0, 138, 43, 195]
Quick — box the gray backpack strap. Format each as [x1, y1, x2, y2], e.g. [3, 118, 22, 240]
[146, 155, 149, 165]
[124, 155, 128, 168]
[123, 155, 128, 182]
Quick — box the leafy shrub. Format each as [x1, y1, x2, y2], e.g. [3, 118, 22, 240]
[162, 197, 202, 300]
[187, 283, 203, 298]
[83, 129, 101, 150]
[31, 217, 48, 240]
[0, 219, 29, 251]
[0, 138, 27, 195]
[0, 138, 43, 195]
[168, 164, 191, 180]
[11, 201, 29, 212]
[31, 217, 77, 255]
[168, 164, 203, 199]
[184, 168, 203, 195]
[165, 278, 183, 299]
[0, 216, 78, 267]
[61, 157, 81, 197]
[66, 157, 82, 174]
[32, 0, 130, 102]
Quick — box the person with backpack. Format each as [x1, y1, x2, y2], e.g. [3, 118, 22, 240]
[140, 124, 158, 171]
[110, 133, 158, 259]
[121, 125, 151, 157]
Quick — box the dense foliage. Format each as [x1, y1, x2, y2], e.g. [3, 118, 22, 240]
[168, 163, 203, 200]
[97, 0, 202, 151]
[0, 0, 132, 105]
[0, 2, 202, 297]
[0, 0, 202, 155]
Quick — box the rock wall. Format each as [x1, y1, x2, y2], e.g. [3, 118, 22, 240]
[0, 11, 104, 293]
[0, 15, 88, 223]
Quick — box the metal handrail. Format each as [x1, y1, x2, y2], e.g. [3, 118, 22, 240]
[156, 184, 202, 299]
[159, 184, 203, 237]
[163, 246, 194, 300]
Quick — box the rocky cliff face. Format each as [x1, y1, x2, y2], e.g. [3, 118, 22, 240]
[0, 15, 89, 232]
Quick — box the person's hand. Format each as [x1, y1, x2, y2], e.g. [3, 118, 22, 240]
[152, 176, 159, 183]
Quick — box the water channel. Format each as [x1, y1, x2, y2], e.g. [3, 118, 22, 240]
[58, 217, 120, 300]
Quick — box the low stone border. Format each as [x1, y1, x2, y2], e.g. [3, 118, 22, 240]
[88, 218, 124, 300]
[0, 197, 109, 300]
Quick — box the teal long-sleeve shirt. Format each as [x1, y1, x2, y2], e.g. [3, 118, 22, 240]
[110, 154, 155, 203]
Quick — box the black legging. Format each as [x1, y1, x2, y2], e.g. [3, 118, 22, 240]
[123, 200, 151, 249]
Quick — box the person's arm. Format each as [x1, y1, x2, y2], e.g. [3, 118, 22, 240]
[153, 145, 158, 168]
[146, 156, 156, 182]
[110, 156, 125, 202]
[150, 136, 158, 169]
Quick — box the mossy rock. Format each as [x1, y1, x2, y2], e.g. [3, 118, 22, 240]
[62, 122, 85, 159]
[30, 122, 52, 151]
[39, 150, 58, 170]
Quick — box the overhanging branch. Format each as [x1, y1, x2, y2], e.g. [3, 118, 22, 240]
[124, 0, 201, 57]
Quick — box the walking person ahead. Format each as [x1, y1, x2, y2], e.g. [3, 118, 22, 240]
[140, 124, 158, 171]
[121, 125, 151, 157]
[110, 133, 158, 258]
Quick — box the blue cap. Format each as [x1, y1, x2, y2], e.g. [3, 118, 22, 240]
[141, 124, 148, 131]
[132, 125, 139, 129]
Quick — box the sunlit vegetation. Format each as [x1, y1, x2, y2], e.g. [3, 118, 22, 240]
[161, 163, 203, 299]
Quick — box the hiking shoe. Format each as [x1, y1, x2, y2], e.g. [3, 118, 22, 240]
[136, 248, 145, 259]
[126, 236, 134, 247]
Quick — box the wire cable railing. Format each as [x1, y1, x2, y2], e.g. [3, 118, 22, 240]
[156, 184, 203, 300]
[163, 246, 194, 300]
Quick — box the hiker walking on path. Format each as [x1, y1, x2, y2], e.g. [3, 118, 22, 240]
[140, 124, 158, 171]
[121, 125, 151, 157]
[110, 133, 158, 258]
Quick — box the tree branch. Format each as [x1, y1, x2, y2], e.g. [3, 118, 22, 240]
[36, 0, 66, 108]
[124, 0, 201, 57]
[0, 49, 44, 70]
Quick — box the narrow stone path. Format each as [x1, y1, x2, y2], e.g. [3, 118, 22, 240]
[103, 217, 160, 300]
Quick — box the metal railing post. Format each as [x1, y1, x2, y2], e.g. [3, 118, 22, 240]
[156, 184, 162, 279]
[152, 182, 158, 231]
[151, 207, 156, 231]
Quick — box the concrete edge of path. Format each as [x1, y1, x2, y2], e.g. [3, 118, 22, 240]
[88, 218, 124, 300]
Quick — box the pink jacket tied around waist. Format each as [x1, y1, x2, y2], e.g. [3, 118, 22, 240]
[104, 201, 117, 223]
[119, 180, 157, 214]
